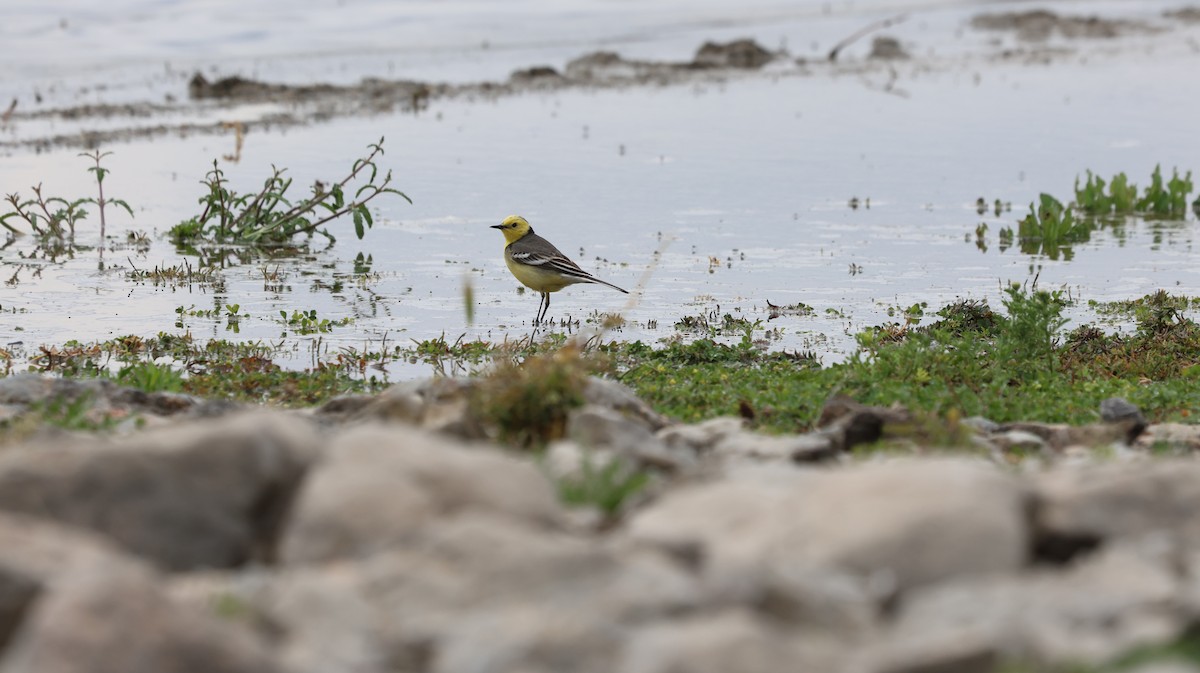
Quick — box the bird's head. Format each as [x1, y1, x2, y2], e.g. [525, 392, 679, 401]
[491, 215, 532, 244]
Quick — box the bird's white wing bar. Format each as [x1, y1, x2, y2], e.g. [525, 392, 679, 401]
[511, 250, 596, 280]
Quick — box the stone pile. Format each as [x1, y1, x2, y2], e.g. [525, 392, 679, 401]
[0, 373, 1199, 672]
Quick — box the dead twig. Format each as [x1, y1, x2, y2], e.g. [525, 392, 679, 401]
[828, 14, 908, 62]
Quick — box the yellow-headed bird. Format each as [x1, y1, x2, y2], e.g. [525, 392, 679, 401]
[491, 215, 628, 324]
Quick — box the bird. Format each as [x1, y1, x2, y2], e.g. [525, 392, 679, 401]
[491, 215, 628, 325]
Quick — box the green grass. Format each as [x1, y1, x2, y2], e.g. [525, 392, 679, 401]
[1001, 633, 1200, 672]
[555, 457, 650, 515]
[11, 288, 1200, 432]
[613, 286, 1200, 432]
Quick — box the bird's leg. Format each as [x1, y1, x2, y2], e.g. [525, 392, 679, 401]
[534, 293, 546, 325]
[538, 292, 551, 324]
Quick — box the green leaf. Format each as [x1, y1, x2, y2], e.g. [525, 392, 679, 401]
[111, 199, 135, 217]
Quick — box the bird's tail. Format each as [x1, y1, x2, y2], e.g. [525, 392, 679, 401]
[589, 276, 629, 294]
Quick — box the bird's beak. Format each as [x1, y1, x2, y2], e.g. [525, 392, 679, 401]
[490, 224, 504, 230]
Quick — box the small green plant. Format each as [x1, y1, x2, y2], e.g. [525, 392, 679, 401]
[223, 304, 248, 332]
[766, 300, 815, 319]
[556, 457, 650, 515]
[1136, 165, 1193, 217]
[169, 137, 409, 247]
[117, 361, 185, 393]
[1075, 170, 1138, 216]
[674, 311, 760, 336]
[920, 299, 999, 337]
[279, 309, 353, 335]
[1073, 166, 1192, 218]
[1, 151, 132, 241]
[33, 393, 122, 433]
[1017, 193, 1091, 259]
[995, 283, 1069, 377]
[887, 302, 926, 326]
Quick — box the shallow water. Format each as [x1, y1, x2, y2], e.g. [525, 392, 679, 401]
[2, 0, 1198, 374]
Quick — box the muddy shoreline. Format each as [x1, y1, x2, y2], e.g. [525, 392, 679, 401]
[2, 7, 1194, 154]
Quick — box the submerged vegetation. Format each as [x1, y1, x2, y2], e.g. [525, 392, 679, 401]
[169, 137, 409, 247]
[991, 165, 1196, 260]
[1075, 166, 1194, 218]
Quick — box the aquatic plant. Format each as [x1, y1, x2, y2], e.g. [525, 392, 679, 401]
[278, 309, 354, 335]
[1074, 166, 1192, 218]
[1017, 193, 1090, 259]
[1, 151, 132, 243]
[1074, 170, 1138, 216]
[169, 137, 409, 247]
[1136, 165, 1193, 218]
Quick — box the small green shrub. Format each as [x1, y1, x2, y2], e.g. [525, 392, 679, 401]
[995, 283, 1069, 378]
[469, 346, 593, 448]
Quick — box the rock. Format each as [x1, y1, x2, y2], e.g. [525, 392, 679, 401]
[1136, 423, 1200, 452]
[543, 440, 598, 480]
[869, 36, 910, 60]
[279, 424, 564, 564]
[711, 429, 839, 463]
[962, 416, 1000, 434]
[971, 10, 1147, 41]
[1127, 663, 1200, 673]
[0, 412, 317, 571]
[583, 378, 671, 432]
[0, 374, 56, 405]
[816, 396, 910, 452]
[510, 65, 562, 82]
[869, 544, 1182, 671]
[997, 420, 1132, 451]
[1100, 397, 1147, 442]
[568, 405, 691, 471]
[0, 405, 22, 424]
[991, 429, 1048, 455]
[625, 460, 1027, 614]
[1034, 460, 1200, 550]
[1165, 8, 1200, 25]
[657, 417, 744, 453]
[619, 610, 847, 673]
[343, 378, 485, 439]
[1100, 396, 1143, 424]
[0, 571, 286, 673]
[0, 373, 228, 421]
[564, 51, 642, 81]
[234, 516, 699, 673]
[311, 394, 374, 420]
[692, 39, 775, 69]
[0, 513, 148, 649]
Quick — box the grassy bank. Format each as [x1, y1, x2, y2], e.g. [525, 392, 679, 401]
[7, 287, 1199, 436]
